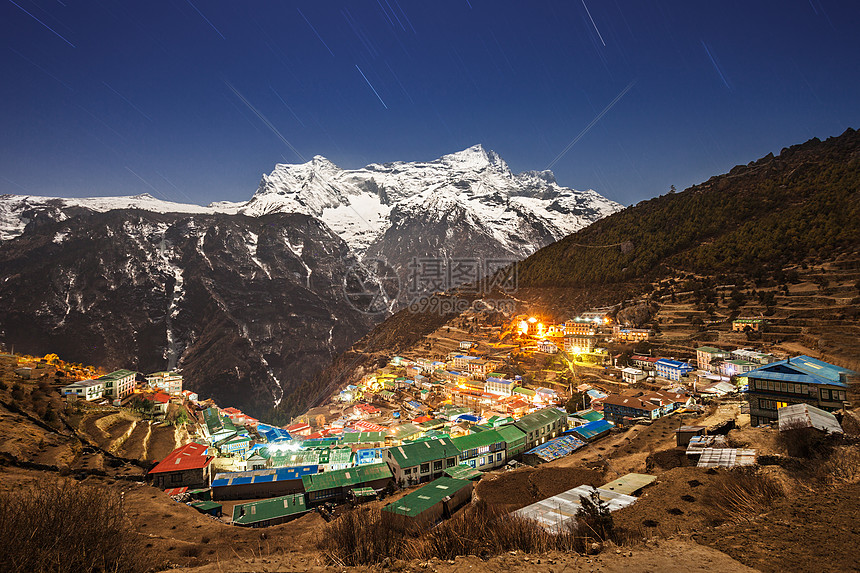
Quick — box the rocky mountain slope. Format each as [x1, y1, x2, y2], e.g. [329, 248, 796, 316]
[0, 210, 376, 416]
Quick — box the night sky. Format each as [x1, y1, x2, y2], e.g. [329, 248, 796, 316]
[2, 1, 859, 206]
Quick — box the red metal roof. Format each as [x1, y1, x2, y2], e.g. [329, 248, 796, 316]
[149, 442, 213, 474]
[354, 420, 386, 432]
[164, 487, 188, 496]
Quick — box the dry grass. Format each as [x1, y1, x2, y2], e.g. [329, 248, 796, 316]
[0, 479, 146, 573]
[318, 498, 630, 565]
[817, 445, 860, 485]
[702, 468, 785, 524]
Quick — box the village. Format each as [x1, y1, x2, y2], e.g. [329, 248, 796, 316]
[20, 295, 850, 536]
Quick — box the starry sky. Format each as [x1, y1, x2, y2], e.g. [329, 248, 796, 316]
[2, 1, 859, 206]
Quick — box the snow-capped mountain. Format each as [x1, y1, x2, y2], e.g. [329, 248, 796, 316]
[0, 145, 622, 260]
[239, 144, 622, 259]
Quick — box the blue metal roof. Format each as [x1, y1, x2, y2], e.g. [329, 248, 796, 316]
[656, 359, 693, 369]
[571, 419, 614, 441]
[738, 356, 852, 388]
[212, 465, 319, 488]
[455, 414, 481, 423]
[275, 465, 318, 480]
[525, 435, 586, 462]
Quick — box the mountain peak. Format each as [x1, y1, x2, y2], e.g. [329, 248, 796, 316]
[441, 144, 509, 174]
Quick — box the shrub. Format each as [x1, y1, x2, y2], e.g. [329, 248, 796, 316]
[0, 479, 146, 573]
[776, 422, 840, 459]
[575, 487, 615, 541]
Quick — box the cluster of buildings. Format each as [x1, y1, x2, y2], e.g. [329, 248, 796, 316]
[136, 306, 853, 530]
[61, 369, 188, 406]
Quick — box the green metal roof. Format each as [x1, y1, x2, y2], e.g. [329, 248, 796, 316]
[417, 419, 445, 430]
[327, 448, 354, 465]
[573, 409, 604, 422]
[231, 494, 308, 525]
[697, 346, 728, 354]
[513, 387, 536, 397]
[495, 424, 527, 446]
[389, 423, 421, 441]
[189, 501, 222, 512]
[513, 408, 566, 433]
[342, 431, 385, 444]
[387, 438, 461, 468]
[451, 429, 504, 451]
[351, 487, 376, 498]
[443, 465, 484, 480]
[301, 463, 392, 493]
[97, 369, 137, 381]
[383, 477, 472, 517]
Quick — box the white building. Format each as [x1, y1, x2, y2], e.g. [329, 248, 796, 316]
[538, 340, 558, 353]
[145, 371, 183, 395]
[98, 370, 137, 400]
[731, 349, 777, 365]
[485, 377, 516, 397]
[62, 379, 105, 401]
[621, 367, 647, 384]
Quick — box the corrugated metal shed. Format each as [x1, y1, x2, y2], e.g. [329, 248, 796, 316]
[512, 486, 637, 532]
[778, 403, 843, 434]
[599, 473, 656, 496]
[697, 448, 756, 468]
[383, 477, 472, 517]
[231, 494, 308, 526]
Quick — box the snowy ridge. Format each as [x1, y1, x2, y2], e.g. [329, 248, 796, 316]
[0, 193, 237, 241]
[0, 146, 623, 259]
[240, 144, 623, 257]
